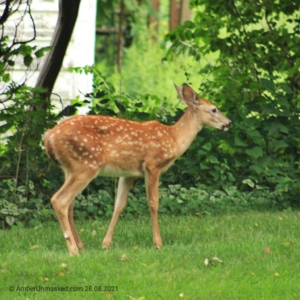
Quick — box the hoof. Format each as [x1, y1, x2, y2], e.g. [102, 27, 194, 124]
[101, 243, 111, 250]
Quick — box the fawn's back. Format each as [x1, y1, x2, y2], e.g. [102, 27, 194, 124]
[44, 115, 178, 178]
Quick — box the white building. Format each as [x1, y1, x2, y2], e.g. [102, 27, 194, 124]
[12, 0, 97, 106]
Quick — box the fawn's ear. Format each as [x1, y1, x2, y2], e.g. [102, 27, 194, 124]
[174, 84, 184, 103]
[181, 83, 202, 106]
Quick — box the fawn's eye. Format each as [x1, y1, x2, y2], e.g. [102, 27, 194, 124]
[212, 108, 217, 113]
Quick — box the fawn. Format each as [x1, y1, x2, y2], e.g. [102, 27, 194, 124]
[44, 83, 232, 255]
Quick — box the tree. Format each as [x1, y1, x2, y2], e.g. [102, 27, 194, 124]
[170, 0, 180, 30]
[149, 0, 159, 34]
[0, 0, 82, 187]
[170, 0, 192, 30]
[164, 0, 300, 205]
[0, 0, 49, 187]
[35, 0, 81, 108]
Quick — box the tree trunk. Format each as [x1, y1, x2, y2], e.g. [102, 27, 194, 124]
[35, 0, 81, 107]
[170, 0, 180, 30]
[180, 0, 192, 24]
[149, 0, 159, 34]
[117, 0, 125, 72]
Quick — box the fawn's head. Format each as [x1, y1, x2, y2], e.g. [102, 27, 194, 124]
[175, 83, 232, 131]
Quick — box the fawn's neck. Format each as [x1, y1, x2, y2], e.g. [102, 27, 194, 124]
[170, 108, 203, 157]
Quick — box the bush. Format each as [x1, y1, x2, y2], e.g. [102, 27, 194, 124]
[0, 179, 55, 228]
[0, 176, 283, 228]
[163, 0, 300, 205]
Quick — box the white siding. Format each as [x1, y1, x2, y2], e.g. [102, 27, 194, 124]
[0, 0, 96, 140]
[12, 0, 96, 105]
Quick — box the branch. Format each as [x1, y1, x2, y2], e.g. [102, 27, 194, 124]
[12, 0, 36, 45]
[0, 0, 12, 25]
[1, 0, 36, 59]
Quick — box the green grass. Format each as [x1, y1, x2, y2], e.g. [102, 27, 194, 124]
[1, 211, 300, 299]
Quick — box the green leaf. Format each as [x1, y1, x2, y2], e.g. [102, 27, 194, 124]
[271, 140, 289, 149]
[243, 117, 257, 127]
[115, 100, 126, 113]
[200, 163, 209, 170]
[7, 60, 15, 66]
[277, 96, 290, 108]
[1, 209, 9, 214]
[6, 216, 15, 226]
[34, 46, 51, 58]
[207, 155, 218, 164]
[81, 199, 88, 206]
[234, 136, 248, 147]
[183, 20, 195, 29]
[2, 73, 10, 82]
[245, 146, 263, 159]
[24, 55, 33, 67]
[202, 142, 212, 151]
[242, 179, 255, 188]
[19, 44, 33, 56]
[261, 78, 275, 94]
[0, 123, 12, 134]
[17, 186, 26, 193]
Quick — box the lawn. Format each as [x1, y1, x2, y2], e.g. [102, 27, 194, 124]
[1, 211, 300, 299]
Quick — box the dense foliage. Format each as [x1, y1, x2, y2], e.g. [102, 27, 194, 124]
[164, 0, 300, 205]
[1, 0, 299, 228]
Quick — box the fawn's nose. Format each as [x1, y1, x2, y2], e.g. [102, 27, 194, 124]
[222, 120, 232, 131]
